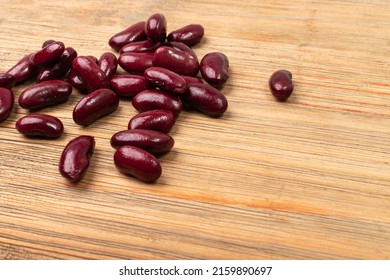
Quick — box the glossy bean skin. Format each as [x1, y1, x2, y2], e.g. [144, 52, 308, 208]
[18, 80, 72, 110]
[98, 52, 118, 79]
[7, 53, 37, 83]
[128, 109, 175, 133]
[109, 21, 147, 52]
[59, 135, 95, 182]
[167, 24, 204, 46]
[153, 46, 199, 76]
[200, 52, 229, 87]
[73, 88, 119, 126]
[29, 41, 65, 67]
[120, 40, 161, 54]
[68, 68, 86, 92]
[132, 89, 182, 117]
[181, 75, 203, 85]
[15, 113, 63, 139]
[118, 52, 154, 74]
[164, 41, 197, 56]
[114, 145, 162, 183]
[42, 39, 56, 48]
[110, 129, 174, 154]
[144, 67, 187, 94]
[0, 88, 14, 122]
[185, 83, 228, 117]
[110, 74, 150, 98]
[145, 13, 167, 42]
[268, 70, 294, 101]
[0, 73, 16, 89]
[72, 56, 109, 93]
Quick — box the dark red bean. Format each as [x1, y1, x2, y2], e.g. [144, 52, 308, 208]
[120, 40, 161, 54]
[118, 52, 154, 74]
[268, 70, 294, 101]
[110, 74, 150, 98]
[72, 56, 109, 93]
[59, 135, 95, 182]
[132, 89, 182, 117]
[15, 113, 63, 139]
[181, 75, 203, 85]
[7, 53, 37, 83]
[29, 41, 65, 67]
[153, 46, 199, 76]
[145, 13, 167, 42]
[68, 68, 86, 92]
[0, 73, 16, 89]
[185, 83, 228, 117]
[200, 52, 229, 87]
[164, 41, 197, 57]
[73, 88, 119, 126]
[167, 24, 204, 46]
[128, 109, 175, 133]
[108, 21, 147, 52]
[114, 145, 162, 182]
[98, 52, 118, 79]
[18, 80, 72, 110]
[42, 39, 56, 48]
[110, 129, 174, 154]
[144, 67, 187, 94]
[0, 88, 14, 122]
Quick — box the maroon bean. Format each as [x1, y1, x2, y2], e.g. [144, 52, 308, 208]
[181, 75, 203, 85]
[118, 52, 154, 74]
[59, 135, 95, 182]
[110, 129, 174, 154]
[153, 46, 199, 76]
[15, 113, 63, 139]
[0, 88, 14, 122]
[18, 80, 72, 110]
[200, 52, 229, 87]
[120, 40, 161, 54]
[113, 145, 162, 182]
[167, 24, 204, 46]
[128, 109, 175, 133]
[98, 52, 118, 79]
[109, 21, 147, 52]
[145, 13, 167, 42]
[185, 83, 228, 117]
[68, 68, 86, 92]
[7, 53, 37, 83]
[268, 70, 294, 101]
[72, 56, 109, 93]
[110, 74, 150, 98]
[73, 88, 119, 126]
[29, 41, 65, 67]
[42, 39, 56, 48]
[132, 89, 182, 117]
[144, 67, 187, 94]
[0, 73, 16, 89]
[164, 41, 197, 56]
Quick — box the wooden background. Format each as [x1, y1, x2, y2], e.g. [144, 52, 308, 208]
[0, 0, 389, 259]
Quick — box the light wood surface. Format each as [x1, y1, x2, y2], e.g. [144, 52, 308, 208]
[0, 0, 389, 259]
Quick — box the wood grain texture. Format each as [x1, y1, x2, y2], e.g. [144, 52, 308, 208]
[0, 0, 390, 259]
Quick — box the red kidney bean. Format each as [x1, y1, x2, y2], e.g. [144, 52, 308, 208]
[164, 41, 197, 56]
[200, 52, 229, 87]
[36, 47, 77, 83]
[167, 24, 204, 46]
[185, 83, 228, 117]
[98, 52, 118, 79]
[118, 52, 154, 74]
[18, 80, 72, 110]
[132, 89, 182, 117]
[109, 21, 147, 52]
[59, 135, 95, 182]
[110, 129, 174, 154]
[7, 53, 37, 83]
[42, 39, 56, 48]
[128, 109, 175, 133]
[144, 67, 187, 94]
[0, 88, 14, 122]
[72, 56, 109, 93]
[0, 73, 16, 89]
[120, 40, 161, 54]
[73, 88, 119, 126]
[145, 13, 167, 42]
[29, 41, 65, 67]
[15, 113, 63, 139]
[110, 74, 150, 98]
[268, 70, 294, 101]
[114, 145, 162, 182]
[68, 68, 86, 92]
[181, 75, 203, 85]
[153, 46, 199, 76]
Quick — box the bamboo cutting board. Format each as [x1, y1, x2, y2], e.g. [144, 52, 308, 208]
[0, 0, 389, 259]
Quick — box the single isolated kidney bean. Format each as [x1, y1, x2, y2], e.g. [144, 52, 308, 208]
[7, 53, 37, 83]
[128, 109, 175, 133]
[114, 145, 162, 183]
[110, 129, 174, 154]
[153, 46, 199, 76]
[132, 89, 182, 117]
[145, 13, 167, 42]
[73, 88, 119, 126]
[15, 113, 63, 139]
[118, 52, 154, 74]
[18, 80, 72, 110]
[72, 56, 109, 93]
[98, 52, 118, 79]
[0, 73, 16, 89]
[268, 70, 294, 101]
[185, 83, 228, 117]
[0, 88, 14, 122]
[167, 24, 204, 46]
[29, 41, 65, 67]
[144, 67, 187, 94]
[59, 135, 95, 182]
[68, 68, 86, 92]
[120, 40, 161, 54]
[109, 21, 147, 52]
[200, 52, 229, 87]
[110, 74, 150, 98]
